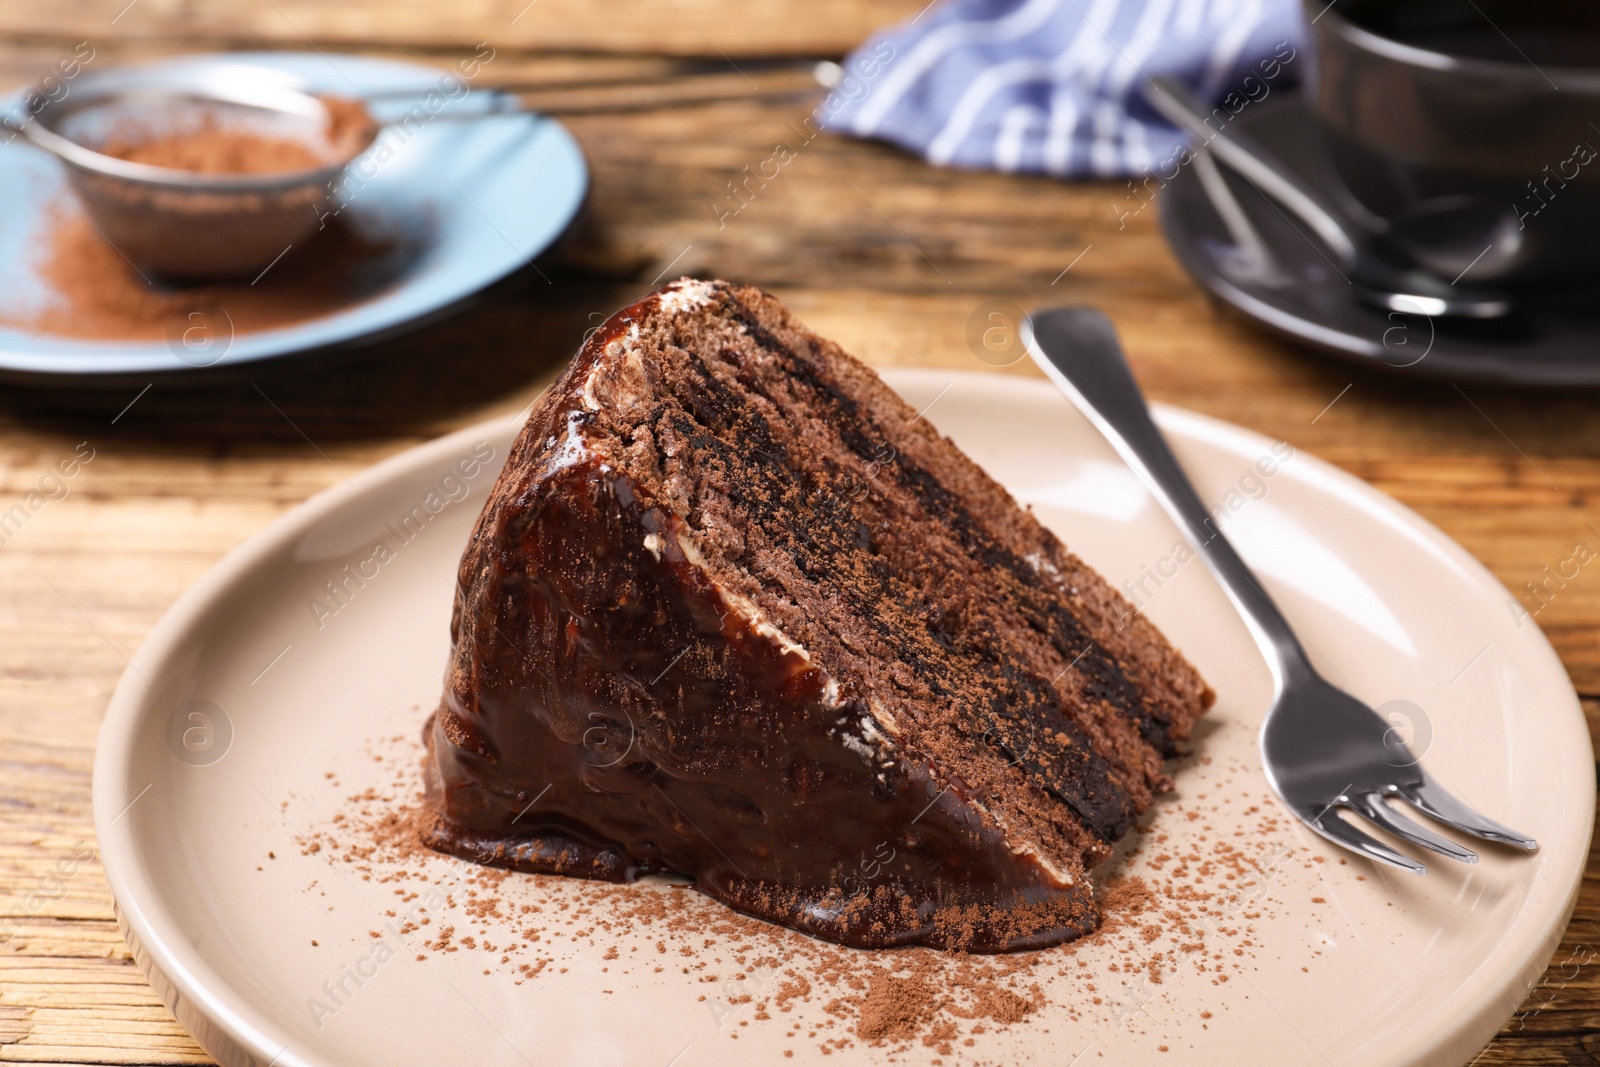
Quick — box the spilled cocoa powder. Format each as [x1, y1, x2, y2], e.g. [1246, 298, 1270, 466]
[0, 206, 421, 341]
[276, 732, 1323, 1061]
[856, 973, 940, 1042]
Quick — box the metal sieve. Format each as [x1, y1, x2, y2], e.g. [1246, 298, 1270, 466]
[22, 61, 379, 281]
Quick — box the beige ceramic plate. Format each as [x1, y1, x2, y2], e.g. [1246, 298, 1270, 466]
[95, 369, 1592, 1067]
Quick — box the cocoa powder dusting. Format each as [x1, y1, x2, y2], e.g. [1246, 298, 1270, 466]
[279, 731, 1307, 1059]
[0, 207, 421, 340]
[856, 973, 938, 1043]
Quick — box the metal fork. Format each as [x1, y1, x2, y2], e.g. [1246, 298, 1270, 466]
[1024, 306, 1538, 872]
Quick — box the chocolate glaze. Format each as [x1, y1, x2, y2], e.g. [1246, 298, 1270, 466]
[424, 279, 1209, 952]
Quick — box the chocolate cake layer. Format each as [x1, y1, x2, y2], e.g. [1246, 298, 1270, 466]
[424, 278, 1213, 951]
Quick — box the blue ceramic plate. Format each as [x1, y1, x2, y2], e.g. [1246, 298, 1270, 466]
[0, 52, 587, 382]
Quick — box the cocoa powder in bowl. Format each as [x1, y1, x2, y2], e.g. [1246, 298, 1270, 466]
[97, 96, 376, 176]
[100, 125, 325, 175]
[56, 94, 379, 280]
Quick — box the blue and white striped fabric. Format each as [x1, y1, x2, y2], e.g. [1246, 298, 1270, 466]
[826, 0, 1305, 177]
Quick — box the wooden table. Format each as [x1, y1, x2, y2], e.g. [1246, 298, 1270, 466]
[1, 3, 1597, 1062]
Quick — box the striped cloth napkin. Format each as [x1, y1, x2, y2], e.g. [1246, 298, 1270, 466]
[825, 0, 1305, 177]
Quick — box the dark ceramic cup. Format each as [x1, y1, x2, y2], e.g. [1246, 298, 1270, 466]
[1305, 0, 1600, 285]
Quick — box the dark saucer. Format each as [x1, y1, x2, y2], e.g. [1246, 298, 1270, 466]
[1158, 94, 1600, 387]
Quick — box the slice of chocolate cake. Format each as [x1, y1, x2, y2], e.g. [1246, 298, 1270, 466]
[423, 278, 1212, 952]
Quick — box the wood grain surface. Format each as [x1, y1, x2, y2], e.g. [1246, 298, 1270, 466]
[2, 5, 1599, 1064]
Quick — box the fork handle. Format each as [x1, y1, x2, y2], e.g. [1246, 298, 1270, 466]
[1024, 307, 1314, 688]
